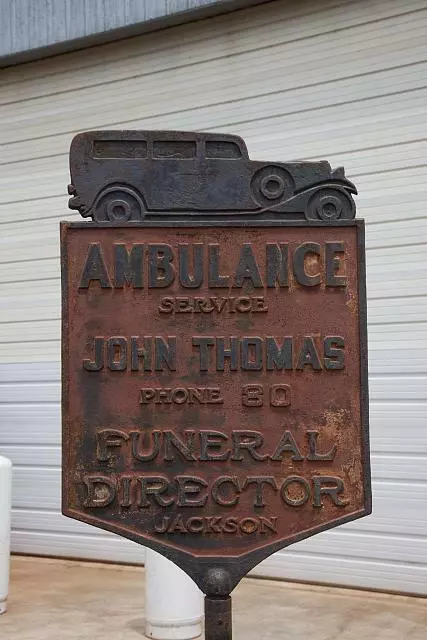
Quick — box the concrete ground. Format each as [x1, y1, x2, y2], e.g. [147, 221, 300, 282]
[0, 556, 426, 639]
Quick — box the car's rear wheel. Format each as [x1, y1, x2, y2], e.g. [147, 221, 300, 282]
[305, 187, 355, 221]
[93, 186, 145, 222]
[251, 166, 294, 209]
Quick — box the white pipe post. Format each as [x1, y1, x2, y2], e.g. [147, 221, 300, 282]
[0, 456, 12, 615]
[145, 549, 203, 639]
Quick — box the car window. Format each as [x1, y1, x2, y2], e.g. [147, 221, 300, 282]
[153, 140, 196, 159]
[92, 140, 147, 158]
[205, 140, 242, 159]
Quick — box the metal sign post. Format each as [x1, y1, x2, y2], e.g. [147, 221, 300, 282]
[61, 131, 371, 639]
[205, 593, 232, 640]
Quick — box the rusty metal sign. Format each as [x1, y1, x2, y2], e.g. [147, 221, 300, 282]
[62, 130, 370, 635]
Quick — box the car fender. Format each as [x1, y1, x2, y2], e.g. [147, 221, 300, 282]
[275, 182, 356, 218]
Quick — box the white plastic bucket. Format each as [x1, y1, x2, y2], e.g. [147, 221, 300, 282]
[0, 456, 12, 615]
[145, 549, 203, 639]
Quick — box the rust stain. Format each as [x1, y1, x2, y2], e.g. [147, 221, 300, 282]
[346, 294, 358, 315]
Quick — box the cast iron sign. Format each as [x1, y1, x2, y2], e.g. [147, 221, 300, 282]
[61, 131, 371, 636]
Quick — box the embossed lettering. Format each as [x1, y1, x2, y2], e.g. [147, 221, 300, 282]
[79, 472, 350, 513]
[208, 244, 229, 287]
[312, 476, 349, 507]
[325, 241, 346, 286]
[107, 337, 127, 371]
[151, 514, 279, 535]
[270, 384, 291, 407]
[233, 244, 263, 288]
[270, 431, 304, 461]
[296, 337, 322, 370]
[83, 337, 104, 371]
[241, 338, 263, 371]
[199, 431, 230, 461]
[148, 244, 175, 288]
[266, 337, 293, 370]
[178, 243, 203, 288]
[131, 337, 153, 371]
[119, 476, 133, 507]
[187, 517, 204, 533]
[280, 476, 311, 507]
[131, 431, 162, 462]
[155, 336, 176, 371]
[138, 475, 174, 508]
[231, 431, 268, 461]
[96, 429, 129, 461]
[83, 475, 116, 507]
[83, 336, 176, 372]
[242, 384, 263, 407]
[266, 243, 289, 287]
[293, 242, 321, 286]
[192, 337, 215, 371]
[163, 430, 196, 462]
[139, 386, 223, 405]
[211, 476, 240, 506]
[91, 428, 343, 466]
[323, 336, 345, 370]
[79, 243, 112, 289]
[114, 243, 144, 288]
[176, 476, 208, 507]
[243, 477, 278, 507]
[216, 337, 239, 371]
[307, 431, 336, 461]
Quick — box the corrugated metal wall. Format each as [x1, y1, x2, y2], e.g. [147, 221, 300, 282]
[0, 0, 426, 593]
[0, 0, 262, 65]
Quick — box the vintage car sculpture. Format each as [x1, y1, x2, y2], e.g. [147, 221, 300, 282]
[68, 130, 357, 221]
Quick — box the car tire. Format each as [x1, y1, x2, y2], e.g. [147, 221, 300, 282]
[305, 187, 355, 221]
[92, 185, 146, 222]
[251, 166, 295, 209]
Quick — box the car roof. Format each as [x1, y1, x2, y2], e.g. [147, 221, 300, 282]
[72, 130, 249, 157]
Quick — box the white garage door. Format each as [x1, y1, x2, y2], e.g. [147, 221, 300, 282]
[0, 0, 426, 595]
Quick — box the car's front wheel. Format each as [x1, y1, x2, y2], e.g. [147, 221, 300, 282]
[251, 166, 295, 209]
[93, 185, 146, 222]
[305, 187, 355, 221]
